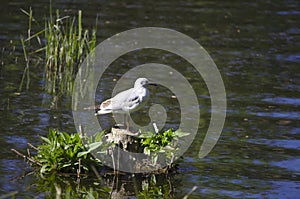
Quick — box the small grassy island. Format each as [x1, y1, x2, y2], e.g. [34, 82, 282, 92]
[12, 128, 189, 176]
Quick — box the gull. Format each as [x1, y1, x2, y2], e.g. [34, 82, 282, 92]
[95, 78, 156, 130]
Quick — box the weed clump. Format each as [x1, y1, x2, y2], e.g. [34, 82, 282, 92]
[34, 129, 104, 175]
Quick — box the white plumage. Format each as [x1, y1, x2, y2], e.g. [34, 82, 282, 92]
[95, 78, 155, 130]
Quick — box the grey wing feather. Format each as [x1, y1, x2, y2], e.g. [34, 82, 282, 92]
[110, 88, 135, 110]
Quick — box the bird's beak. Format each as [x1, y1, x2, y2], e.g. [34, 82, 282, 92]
[148, 83, 157, 86]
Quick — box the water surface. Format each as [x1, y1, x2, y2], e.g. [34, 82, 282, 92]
[0, 0, 299, 198]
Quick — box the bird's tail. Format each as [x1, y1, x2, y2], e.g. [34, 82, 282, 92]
[95, 109, 112, 115]
[83, 104, 101, 110]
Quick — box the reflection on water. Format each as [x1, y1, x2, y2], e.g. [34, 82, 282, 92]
[0, 0, 299, 198]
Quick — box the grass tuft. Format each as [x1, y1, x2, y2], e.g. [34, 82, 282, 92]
[20, 7, 97, 96]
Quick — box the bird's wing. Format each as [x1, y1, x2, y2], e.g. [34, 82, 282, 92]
[122, 87, 146, 111]
[99, 88, 134, 112]
[96, 86, 147, 115]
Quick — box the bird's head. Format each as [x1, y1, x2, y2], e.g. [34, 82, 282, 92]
[134, 77, 156, 87]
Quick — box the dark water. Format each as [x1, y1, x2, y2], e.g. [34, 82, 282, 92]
[1, 0, 300, 198]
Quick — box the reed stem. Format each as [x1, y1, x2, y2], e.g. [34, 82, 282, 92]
[20, 7, 97, 96]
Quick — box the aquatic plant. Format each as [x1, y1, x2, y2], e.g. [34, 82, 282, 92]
[19, 7, 97, 96]
[44, 9, 97, 95]
[140, 129, 190, 165]
[34, 129, 102, 174]
[11, 129, 106, 176]
[12, 128, 188, 176]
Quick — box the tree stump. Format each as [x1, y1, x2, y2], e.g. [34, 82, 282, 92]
[104, 124, 175, 174]
[105, 127, 140, 151]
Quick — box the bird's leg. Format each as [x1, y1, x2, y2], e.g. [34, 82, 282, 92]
[123, 114, 127, 129]
[122, 114, 125, 128]
[125, 114, 130, 131]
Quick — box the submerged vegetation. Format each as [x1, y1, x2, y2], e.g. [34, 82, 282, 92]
[19, 7, 97, 95]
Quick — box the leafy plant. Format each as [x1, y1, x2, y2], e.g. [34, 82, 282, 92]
[12, 128, 186, 176]
[33, 129, 105, 175]
[140, 129, 189, 165]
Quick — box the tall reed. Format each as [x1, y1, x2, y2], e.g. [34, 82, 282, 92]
[44, 9, 97, 95]
[20, 8, 97, 96]
[18, 8, 33, 92]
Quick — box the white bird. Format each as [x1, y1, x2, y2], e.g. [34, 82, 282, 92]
[94, 78, 156, 130]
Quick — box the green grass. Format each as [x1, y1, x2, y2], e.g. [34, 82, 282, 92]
[20, 7, 97, 96]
